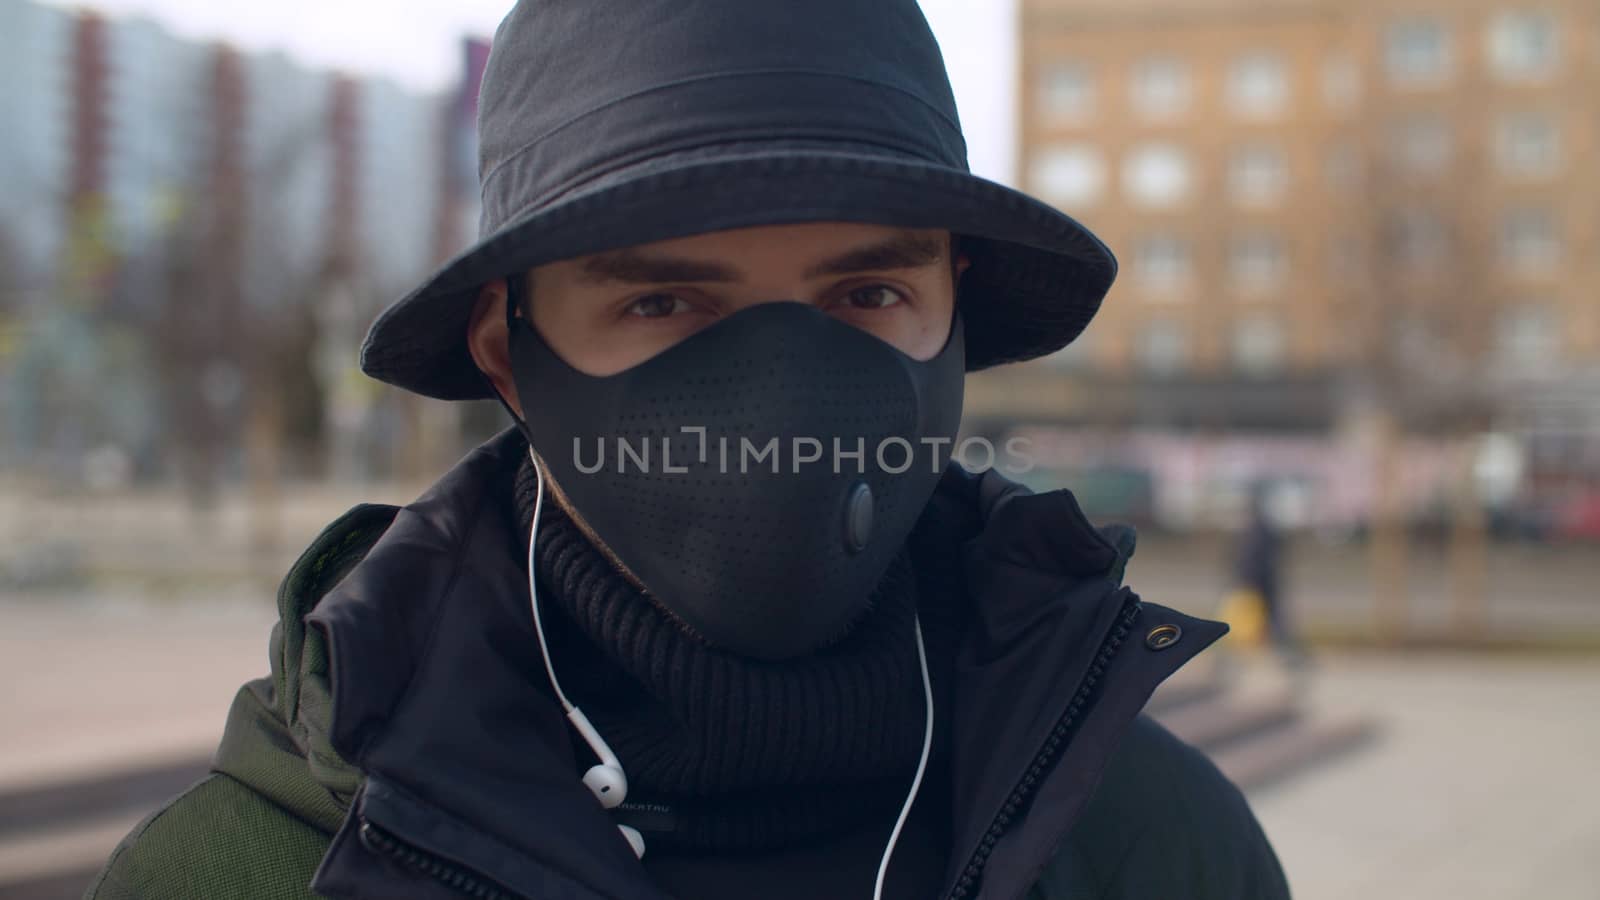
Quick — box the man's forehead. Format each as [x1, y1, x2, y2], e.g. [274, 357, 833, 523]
[566, 224, 951, 284]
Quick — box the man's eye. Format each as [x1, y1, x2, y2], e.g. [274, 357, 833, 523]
[625, 293, 691, 318]
[843, 285, 906, 310]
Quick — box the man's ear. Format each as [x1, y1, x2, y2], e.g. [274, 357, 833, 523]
[951, 235, 971, 284]
[467, 278, 524, 419]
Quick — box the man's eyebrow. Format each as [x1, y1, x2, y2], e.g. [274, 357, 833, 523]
[803, 233, 948, 278]
[578, 251, 742, 284]
[576, 232, 948, 284]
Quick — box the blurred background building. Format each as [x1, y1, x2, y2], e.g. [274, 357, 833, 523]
[970, 0, 1600, 549]
[0, 0, 1592, 639]
[0, 0, 1593, 622]
[0, 0, 494, 495]
[7, 0, 1594, 543]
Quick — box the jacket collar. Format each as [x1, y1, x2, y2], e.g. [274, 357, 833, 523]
[939, 468, 1224, 897]
[301, 429, 1224, 900]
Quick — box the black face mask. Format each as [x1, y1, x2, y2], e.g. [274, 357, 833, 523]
[506, 290, 964, 660]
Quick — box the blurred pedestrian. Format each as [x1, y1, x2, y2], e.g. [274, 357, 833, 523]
[1231, 482, 1310, 672]
[86, 2, 1288, 898]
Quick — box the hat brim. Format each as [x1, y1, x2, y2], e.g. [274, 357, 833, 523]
[361, 144, 1117, 401]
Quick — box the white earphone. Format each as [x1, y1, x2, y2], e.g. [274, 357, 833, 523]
[523, 449, 932, 893]
[526, 450, 646, 859]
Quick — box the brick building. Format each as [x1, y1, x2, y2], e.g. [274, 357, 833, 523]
[972, 0, 1599, 444]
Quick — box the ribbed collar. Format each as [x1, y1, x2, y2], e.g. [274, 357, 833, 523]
[513, 457, 937, 851]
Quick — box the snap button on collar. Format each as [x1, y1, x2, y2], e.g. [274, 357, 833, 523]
[1145, 624, 1182, 651]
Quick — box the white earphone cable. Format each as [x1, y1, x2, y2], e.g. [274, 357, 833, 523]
[527, 447, 932, 892]
[526, 449, 577, 715]
[873, 613, 935, 900]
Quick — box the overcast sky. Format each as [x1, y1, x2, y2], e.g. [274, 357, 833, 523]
[42, 0, 1018, 184]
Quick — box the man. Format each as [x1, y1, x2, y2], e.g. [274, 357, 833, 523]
[88, 0, 1290, 897]
[1231, 482, 1310, 672]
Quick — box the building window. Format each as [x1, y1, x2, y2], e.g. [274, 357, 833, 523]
[1230, 233, 1288, 288]
[1133, 234, 1192, 292]
[1227, 52, 1288, 118]
[1499, 209, 1560, 274]
[1122, 142, 1192, 208]
[1330, 235, 1365, 280]
[1325, 141, 1362, 190]
[1389, 210, 1449, 272]
[1322, 54, 1360, 111]
[1496, 112, 1560, 178]
[1136, 321, 1189, 375]
[1229, 144, 1288, 206]
[1132, 56, 1191, 120]
[1231, 317, 1288, 375]
[1488, 12, 1558, 81]
[1389, 117, 1453, 175]
[1385, 18, 1452, 86]
[1039, 62, 1096, 122]
[1028, 143, 1106, 208]
[1494, 304, 1559, 374]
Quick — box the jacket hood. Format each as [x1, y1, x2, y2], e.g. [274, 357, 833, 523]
[211, 503, 400, 835]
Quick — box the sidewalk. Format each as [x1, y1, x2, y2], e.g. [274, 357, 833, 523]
[1248, 652, 1600, 900]
[0, 601, 277, 792]
[3, 586, 1599, 897]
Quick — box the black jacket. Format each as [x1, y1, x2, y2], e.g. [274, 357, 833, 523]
[91, 428, 1290, 900]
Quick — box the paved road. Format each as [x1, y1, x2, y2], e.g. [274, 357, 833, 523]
[1248, 652, 1600, 900]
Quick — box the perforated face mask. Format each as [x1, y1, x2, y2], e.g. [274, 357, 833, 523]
[506, 295, 964, 660]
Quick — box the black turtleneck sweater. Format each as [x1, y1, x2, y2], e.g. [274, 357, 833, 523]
[511, 457, 962, 898]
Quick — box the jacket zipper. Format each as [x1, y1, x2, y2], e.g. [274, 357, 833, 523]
[358, 818, 524, 900]
[945, 590, 1142, 900]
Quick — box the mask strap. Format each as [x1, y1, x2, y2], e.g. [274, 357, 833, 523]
[482, 274, 532, 429]
[505, 273, 528, 331]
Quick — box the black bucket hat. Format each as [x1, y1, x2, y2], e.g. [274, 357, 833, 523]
[361, 0, 1117, 401]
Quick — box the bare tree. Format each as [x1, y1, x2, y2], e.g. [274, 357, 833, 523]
[1353, 47, 1497, 642]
